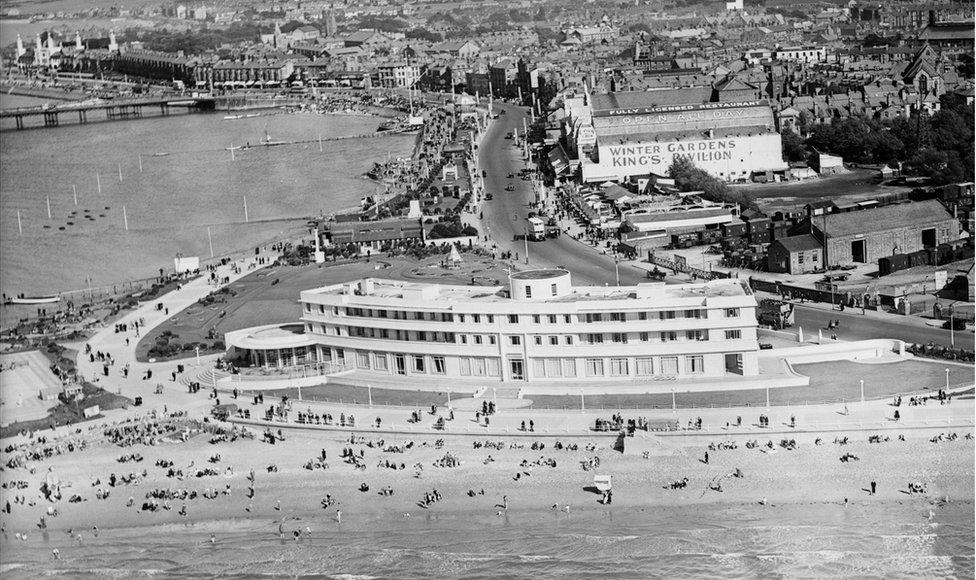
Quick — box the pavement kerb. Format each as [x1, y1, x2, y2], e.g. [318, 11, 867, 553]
[226, 416, 975, 439]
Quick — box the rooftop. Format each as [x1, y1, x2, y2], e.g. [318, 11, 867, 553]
[302, 276, 751, 306]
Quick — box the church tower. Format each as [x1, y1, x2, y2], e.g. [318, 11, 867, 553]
[108, 29, 118, 52]
[16, 34, 25, 58]
[75, 31, 83, 50]
[327, 5, 337, 36]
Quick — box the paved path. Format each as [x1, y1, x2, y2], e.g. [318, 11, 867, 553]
[71, 254, 278, 417]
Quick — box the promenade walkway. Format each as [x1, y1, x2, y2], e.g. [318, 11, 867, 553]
[70, 253, 279, 420]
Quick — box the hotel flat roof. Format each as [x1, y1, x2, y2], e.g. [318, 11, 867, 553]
[301, 277, 750, 306]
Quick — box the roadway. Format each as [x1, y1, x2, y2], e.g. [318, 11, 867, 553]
[792, 304, 973, 351]
[477, 103, 972, 351]
[478, 103, 650, 286]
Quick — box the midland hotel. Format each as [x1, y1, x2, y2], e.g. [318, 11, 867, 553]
[227, 269, 761, 384]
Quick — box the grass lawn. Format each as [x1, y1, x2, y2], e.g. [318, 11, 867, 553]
[269, 384, 468, 408]
[136, 255, 507, 363]
[526, 359, 966, 410]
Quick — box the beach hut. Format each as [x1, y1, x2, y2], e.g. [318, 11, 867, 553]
[593, 474, 612, 492]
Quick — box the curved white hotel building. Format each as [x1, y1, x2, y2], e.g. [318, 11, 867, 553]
[225, 269, 761, 383]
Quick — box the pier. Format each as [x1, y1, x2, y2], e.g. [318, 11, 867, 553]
[0, 96, 217, 130]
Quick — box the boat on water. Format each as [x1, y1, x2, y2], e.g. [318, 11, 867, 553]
[5, 294, 61, 305]
[224, 114, 245, 120]
[245, 113, 261, 118]
[153, 152, 170, 157]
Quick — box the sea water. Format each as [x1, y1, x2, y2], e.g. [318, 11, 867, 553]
[0, 104, 414, 296]
[1, 501, 972, 579]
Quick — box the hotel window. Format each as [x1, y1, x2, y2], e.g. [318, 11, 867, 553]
[441, 313, 453, 322]
[508, 314, 519, 324]
[472, 358, 487, 376]
[412, 355, 426, 373]
[319, 305, 325, 314]
[686, 355, 705, 374]
[566, 336, 574, 345]
[356, 351, 370, 369]
[551, 283, 557, 296]
[487, 315, 494, 323]
[509, 335, 521, 346]
[459, 357, 471, 376]
[549, 336, 559, 346]
[413, 311, 424, 321]
[562, 359, 577, 377]
[725, 330, 742, 340]
[525, 286, 533, 298]
[489, 335, 497, 345]
[659, 311, 676, 320]
[585, 358, 605, 377]
[585, 313, 603, 323]
[638, 311, 648, 321]
[486, 358, 501, 377]
[335, 348, 345, 364]
[378, 309, 387, 318]
[416, 331, 427, 342]
[548, 314, 557, 324]
[432, 356, 446, 375]
[725, 308, 740, 318]
[639, 332, 649, 342]
[660, 356, 679, 375]
[380, 329, 389, 339]
[611, 333, 626, 344]
[333, 306, 339, 315]
[564, 314, 572, 323]
[320, 325, 327, 334]
[636, 357, 654, 376]
[686, 330, 706, 341]
[533, 359, 546, 377]
[609, 357, 629, 376]
[545, 358, 562, 377]
[685, 309, 703, 319]
[534, 335, 543, 346]
[588, 333, 604, 344]
[305, 304, 311, 313]
[533, 314, 541, 324]
[473, 314, 481, 323]
[798, 253, 805, 264]
[609, 312, 625, 322]
[474, 335, 483, 345]
[460, 335, 468, 344]
[374, 353, 388, 372]
[660, 331, 677, 342]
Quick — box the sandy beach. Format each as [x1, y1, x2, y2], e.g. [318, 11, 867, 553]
[1, 410, 972, 577]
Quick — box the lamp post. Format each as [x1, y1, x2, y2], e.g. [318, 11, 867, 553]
[195, 346, 201, 367]
[948, 305, 955, 347]
[945, 368, 950, 390]
[859, 379, 865, 404]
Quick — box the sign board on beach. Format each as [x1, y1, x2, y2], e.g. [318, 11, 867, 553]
[174, 256, 200, 274]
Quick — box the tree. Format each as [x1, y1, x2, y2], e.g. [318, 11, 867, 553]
[780, 128, 806, 162]
[668, 157, 754, 208]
